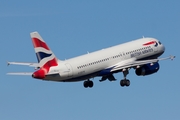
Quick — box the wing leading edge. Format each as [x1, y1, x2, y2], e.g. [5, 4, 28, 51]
[110, 55, 175, 72]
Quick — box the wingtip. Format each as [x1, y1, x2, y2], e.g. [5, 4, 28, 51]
[170, 55, 175, 60]
[7, 61, 10, 66]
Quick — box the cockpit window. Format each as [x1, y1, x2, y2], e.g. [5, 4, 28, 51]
[158, 41, 162, 45]
[154, 42, 158, 47]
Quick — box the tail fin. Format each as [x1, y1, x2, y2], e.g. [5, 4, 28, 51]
[30, 32, 58, 69]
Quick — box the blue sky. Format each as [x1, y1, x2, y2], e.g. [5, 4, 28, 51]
[1, 0, 180, 120]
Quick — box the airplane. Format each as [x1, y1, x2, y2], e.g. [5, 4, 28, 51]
[7, 31, 175, 88]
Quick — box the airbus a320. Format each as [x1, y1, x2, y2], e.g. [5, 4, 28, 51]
[7, 32, 175, 88]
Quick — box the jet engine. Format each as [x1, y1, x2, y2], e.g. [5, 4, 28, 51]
[135, 62, 160, 76]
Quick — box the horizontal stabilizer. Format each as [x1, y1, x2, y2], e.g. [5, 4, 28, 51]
[7, 72, 33, 75]
[7, 62, 39, 67]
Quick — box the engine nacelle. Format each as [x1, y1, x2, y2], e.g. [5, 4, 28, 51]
[135, 62, 160, 76]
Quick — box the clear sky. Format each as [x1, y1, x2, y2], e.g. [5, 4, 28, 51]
[0, 0, 179, 120]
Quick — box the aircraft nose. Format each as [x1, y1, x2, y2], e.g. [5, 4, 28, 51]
[163, 44, 165, 51]
[161, 44, 165, 52]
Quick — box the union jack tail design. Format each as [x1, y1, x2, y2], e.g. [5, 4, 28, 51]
[30, 32, 58, 79]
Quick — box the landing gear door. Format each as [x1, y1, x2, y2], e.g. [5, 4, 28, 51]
[65, 63, 73, 77]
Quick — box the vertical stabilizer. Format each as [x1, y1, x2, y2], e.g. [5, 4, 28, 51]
[30, 31, 58, 70]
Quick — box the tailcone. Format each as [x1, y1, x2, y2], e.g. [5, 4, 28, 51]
[32, 69, 46, 79]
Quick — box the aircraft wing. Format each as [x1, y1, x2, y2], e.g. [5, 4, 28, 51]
[111, 55, 175, 72]
[7, 62, 39, 67]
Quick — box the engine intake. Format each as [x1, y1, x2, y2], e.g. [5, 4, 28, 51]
[135, 62, 160, 76]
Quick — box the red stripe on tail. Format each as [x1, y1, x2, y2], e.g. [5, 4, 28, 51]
[42, 58, 58, 72]
[32, 38, 50, 50]
[32, 58, 58, 79]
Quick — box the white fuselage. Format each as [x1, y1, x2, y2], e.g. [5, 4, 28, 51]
[45, 38, 165, 82]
